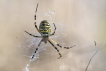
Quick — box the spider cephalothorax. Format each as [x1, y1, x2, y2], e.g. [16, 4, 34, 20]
[25, 3, 76, 59]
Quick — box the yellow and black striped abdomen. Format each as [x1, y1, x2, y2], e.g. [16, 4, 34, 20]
[39, 20, 51, 36]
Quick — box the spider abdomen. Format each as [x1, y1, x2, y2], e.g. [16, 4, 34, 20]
[39, 20, 51, 36]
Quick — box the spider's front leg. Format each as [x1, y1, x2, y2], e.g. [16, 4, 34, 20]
[31, 39, 42, 59]
[48, 39, 62, 59]
[50, 23, 56, 36]
[34, 3, 40, 33]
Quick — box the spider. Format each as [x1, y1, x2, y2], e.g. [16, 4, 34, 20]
[25, 3, 76, 59]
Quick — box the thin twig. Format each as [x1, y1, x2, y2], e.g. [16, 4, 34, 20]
[85, 41, 106, 71]
[94, 41, 96, 46]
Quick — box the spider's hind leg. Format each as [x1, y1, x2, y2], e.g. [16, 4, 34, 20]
[34, 3, 40, 33]
[50, 23, 56, 36]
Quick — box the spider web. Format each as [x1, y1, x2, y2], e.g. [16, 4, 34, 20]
[22, 5, 76, 71]
[16, 1, 106, 71]
[20, 5, 60, 71]
[0, 0, 106, 71]
[18, 6, 100, 71]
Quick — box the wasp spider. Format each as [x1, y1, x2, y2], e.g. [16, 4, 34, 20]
[25, 3, 76, 59]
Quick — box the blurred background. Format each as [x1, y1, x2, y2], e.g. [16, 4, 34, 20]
[0, 0, 106, 71]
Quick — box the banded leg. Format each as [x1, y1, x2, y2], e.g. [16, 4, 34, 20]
[34, 3, 40, 33]
[50, 23, 56, 36]
[48, 39, 62, 59]
[32, 39, 42, 59]
[49, 38, 76, 49]
[25, 31, 42, 38]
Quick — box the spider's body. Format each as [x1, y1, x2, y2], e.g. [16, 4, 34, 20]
[42, 36, 48, 44]
[25, 3, 75, 59]
[39, 20, 51, 37]
[39, 20, 51, 43]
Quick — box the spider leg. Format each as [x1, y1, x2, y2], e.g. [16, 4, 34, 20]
[49, 38, 76, 49]
[31, 39, 42, 59]
[50, 23, 56, 36]
[48, 39, 62, 59]
[25, 31, 42, 38]
[34, 3, 40, 33]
